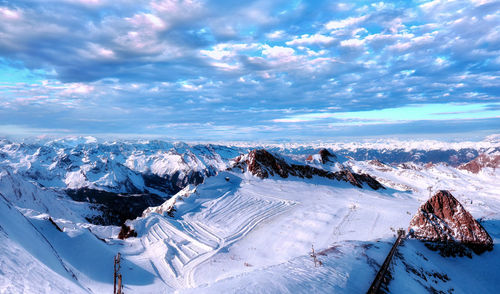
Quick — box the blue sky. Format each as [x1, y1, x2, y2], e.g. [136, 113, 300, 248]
[0, 0, 499, 141]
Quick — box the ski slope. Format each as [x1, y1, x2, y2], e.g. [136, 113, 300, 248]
[115, 171, 424, 292]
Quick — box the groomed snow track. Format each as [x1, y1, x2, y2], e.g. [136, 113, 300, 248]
[141, 190, 295, 288]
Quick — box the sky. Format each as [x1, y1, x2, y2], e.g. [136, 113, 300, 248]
[0, 0, 499, 142]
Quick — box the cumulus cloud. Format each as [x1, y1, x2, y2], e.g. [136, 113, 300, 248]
[325, 15, 368, 30]
[286, 34, 335, 46]
[0, 0, 498, 140]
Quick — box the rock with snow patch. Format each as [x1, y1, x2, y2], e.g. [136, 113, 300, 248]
[118, 224, 137, 239]
[232, 149, 384, 190]
[458, 153, 500, 173]
[306, 148, 337, 164]
[409, 190, 493, 255]
[142, 184, 197, 218]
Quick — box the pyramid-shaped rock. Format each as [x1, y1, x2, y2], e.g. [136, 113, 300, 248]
[409, 190, 493, 254]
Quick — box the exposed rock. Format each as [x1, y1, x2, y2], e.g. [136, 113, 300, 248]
[367, 159, 392, 172]
[306, 148, 337, 164]
[458, 153, 500, 173]
[232, 149, 384, 190]
[245, 149, 290, 178]
[398, 163, 421, 170]
[368, 159, 385, 168]
[409, 190, 493, 254]
[424, 162, 434, 169]
[117, 224, 137, 239]
[318, 149, 336, 163]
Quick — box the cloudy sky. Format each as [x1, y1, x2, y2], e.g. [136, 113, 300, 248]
[0, 0, 499, 141]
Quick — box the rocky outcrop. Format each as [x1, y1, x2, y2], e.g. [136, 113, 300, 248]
[118, 224, 137, 239]
[367, 159, 393, 172]
[232, 149, 384, 190]
[306, 149, 337, 164]
[458, 153, 500, 173]
[409, 190, 493, 255]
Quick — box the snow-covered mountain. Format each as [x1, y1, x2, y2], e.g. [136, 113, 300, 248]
[0, 139, 241, 195]
[0, 137, 499, 293]
[1, 137, 497, 195]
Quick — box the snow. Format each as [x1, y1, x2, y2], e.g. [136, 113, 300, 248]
[389, 238, 500, 293]
[0, 194, 86, 293]
[121, 170, 419, 291]
[206, 135, 500, 152]
[0, 139, 499, 293]
[142, 184, 198, 217]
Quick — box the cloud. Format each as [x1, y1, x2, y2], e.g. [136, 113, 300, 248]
[286, 34, 335, 46]
[340, 38, 365, 48]
[0, 0, 498, 140]
[325, 15, 368, 30]
[261, 45, 295, 59]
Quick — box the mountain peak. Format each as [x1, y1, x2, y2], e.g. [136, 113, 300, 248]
[233, 149, 289, 178]
[409, 190, 493, 254]
[232, 149, 384, 190]
[306, 148, 337, 164]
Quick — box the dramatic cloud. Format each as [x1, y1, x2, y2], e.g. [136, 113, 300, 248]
[0, 0, 499, 140]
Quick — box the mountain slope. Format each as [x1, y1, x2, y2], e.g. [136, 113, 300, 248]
[0, 139, 499, 293]
[0, 193, 86, 293]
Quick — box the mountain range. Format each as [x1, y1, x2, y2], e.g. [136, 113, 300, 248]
[0, 137, 499, 293]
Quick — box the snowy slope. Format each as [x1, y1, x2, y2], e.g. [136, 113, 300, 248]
[124, 166, 499, 293]
[0, 139, 499, 293]
[122, 170, 417, 292]
[0, 193, 86, 293]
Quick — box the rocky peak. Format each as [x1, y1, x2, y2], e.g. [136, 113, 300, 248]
[306, 148, 337, 164]
[319, 148, 336, 163]
[117, 224, 137, 239]
[232, 149, 384, 190]
[367, 159, 392, 172]
[233, 149, 290, 178]
[458, 153, 500, 173]
[409, 190, 493, 255]
[368, 159, 385, 167]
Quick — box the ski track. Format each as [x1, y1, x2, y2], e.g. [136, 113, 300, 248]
[142, 189, 295, 288]
[332, 204, 357, 242]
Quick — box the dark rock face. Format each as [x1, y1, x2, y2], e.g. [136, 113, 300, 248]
[118, 224, 137, 239]
[409, 190, 493, 254]
[458, 153, 500, 173]
[306, 148, 337, 164]
[318, 149, 336, 163]
[232, 149, 384, 190]
[244, 149, 290, 178]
